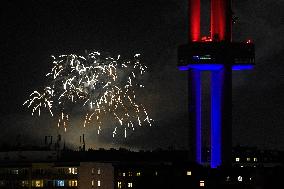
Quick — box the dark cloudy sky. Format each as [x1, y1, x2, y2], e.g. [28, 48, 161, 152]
[1, 0, 283, 151]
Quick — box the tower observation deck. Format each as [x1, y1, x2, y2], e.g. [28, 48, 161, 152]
[178, 0, 255, 168]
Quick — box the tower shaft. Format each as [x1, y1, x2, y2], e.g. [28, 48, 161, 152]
[188, 70, 202, 163]
[211, 0, 233, 167]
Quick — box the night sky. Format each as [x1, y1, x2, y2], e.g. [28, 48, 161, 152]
[1, 0, 284, 151]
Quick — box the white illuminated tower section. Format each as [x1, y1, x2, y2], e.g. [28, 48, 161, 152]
[178, 0, 255, 168]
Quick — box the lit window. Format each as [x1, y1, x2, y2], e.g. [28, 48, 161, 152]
[238, 176, 243, 182]
[22, 180, 29, 187]
[36, 180, 42, 187]
[92, 168, 95, 174]
[32, 180, 43, 187]
[241, 165, 244, 168]
[97, 168, 101, 175]
[128, 182, 133, 188]
[136, 172, 141, 176]
[117, 182, 122, 189]
[68, 168, 78, 174]
[56, 180, 64, 187]
[69, 180, 77, 187]
[11, 169, 19, 174]
[247, 157, 251, 162]
[187, 171, 192, 176]
[200, 180, 205, 187]
[91, 180, 94, 187]
[235, 158, 240, 162]
[155, 171, 158, 176]
[128, 172, 132, 176]
[253, 158, 257, 162]
[123, 172, 126, 177]
[97, 180, 101, 187]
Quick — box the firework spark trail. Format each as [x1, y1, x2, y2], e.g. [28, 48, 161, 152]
[24, 51, 153, 137]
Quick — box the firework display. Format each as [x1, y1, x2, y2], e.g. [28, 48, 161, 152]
[24, 51, 152, 137]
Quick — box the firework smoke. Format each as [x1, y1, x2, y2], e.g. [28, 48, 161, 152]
[24, 51, 153, 137]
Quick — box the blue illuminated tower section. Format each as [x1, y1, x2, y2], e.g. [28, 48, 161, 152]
[178, 0, 255, 168]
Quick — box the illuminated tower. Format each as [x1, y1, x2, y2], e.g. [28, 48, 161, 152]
[178, 0, 255, 168]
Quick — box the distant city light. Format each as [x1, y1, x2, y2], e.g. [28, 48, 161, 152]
[187, 171, 192, 176]
[238, 176, 243, 182]
[246, 39, 252, 43]
[226, 176, 230, 182]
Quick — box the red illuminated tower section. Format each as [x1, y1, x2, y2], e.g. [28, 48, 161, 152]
[211, 0, 232, 41]
[178, 0, 255, 168]
[188, 0, 200, 42]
